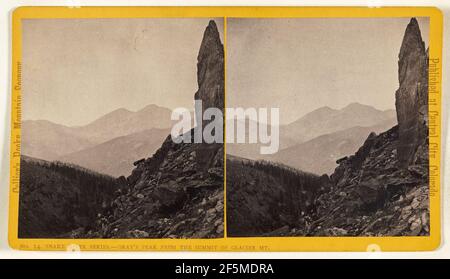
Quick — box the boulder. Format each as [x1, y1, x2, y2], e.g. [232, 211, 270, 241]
[351, 132, 377, 169]
[356, 177, 386, 209]
[151, 182, 187, 210]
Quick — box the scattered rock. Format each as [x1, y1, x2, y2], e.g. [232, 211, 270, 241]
[151, 183, 187, 210]
[127, 230, 149, 238]
[325, 227, 348, 236]
[216, 224, 224, 234]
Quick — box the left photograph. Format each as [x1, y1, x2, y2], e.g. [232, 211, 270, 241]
[18, 18, 225, 239]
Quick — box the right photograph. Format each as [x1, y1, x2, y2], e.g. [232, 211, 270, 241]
[226, 17, 430, 237]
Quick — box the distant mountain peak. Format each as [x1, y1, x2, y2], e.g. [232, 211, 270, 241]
[302, 106, 337, 117]
[343, 102, 369, 108]
[306, 103, 381, 119]
[114, 107, 132, 113]
[341, 102, 378, 111]
[23, 119, 62, 126]
[138, 103, 167, 112]
[315, 105, 336, 112]
[98, 107, 133, 119]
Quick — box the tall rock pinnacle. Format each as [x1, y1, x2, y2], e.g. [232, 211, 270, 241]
[395, 18, 429, 167]
[194, 20, 225, 114]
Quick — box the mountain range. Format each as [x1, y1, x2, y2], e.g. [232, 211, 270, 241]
[59, 128, 170, 177]
[269, 118, 396, 174]
[23, 101, 396, 177]
[22, 104, 174, 176]
[227, 102, 396, 174]
[281, 102, 395, 143]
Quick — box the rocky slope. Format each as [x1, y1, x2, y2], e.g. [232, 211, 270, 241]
[87, 137, 224, 239]
[83, 20, 225, 239]
[304, 125, 429, 236]
[227, 18, 429, 237]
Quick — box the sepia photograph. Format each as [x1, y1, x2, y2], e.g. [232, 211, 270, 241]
[0, 2, 446, 262]
[226, 17, 431, 237]
[18, 18, 225, 239]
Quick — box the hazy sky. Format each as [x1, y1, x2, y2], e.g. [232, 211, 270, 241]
[23, 17, 429, 127]
[22, 18, 224, 126]
[227, 18, 429, 125]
